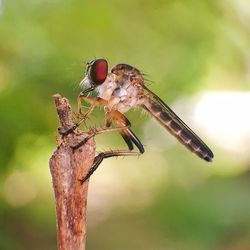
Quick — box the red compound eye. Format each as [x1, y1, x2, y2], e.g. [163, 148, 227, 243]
[88, 58, 108, 86]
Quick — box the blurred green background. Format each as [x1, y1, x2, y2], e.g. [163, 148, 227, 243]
[1, 0, 250, 249]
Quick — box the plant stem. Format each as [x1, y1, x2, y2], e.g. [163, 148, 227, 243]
[49, 94, 95, 250]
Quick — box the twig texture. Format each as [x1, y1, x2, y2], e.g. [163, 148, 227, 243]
[49, 94, 95, 250]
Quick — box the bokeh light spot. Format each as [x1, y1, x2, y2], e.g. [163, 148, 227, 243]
[2, 171, 37, 207]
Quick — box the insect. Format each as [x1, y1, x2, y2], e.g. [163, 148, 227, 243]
[64, 58, 214, 183]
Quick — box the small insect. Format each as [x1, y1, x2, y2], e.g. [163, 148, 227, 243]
[65, 58, 214, 183]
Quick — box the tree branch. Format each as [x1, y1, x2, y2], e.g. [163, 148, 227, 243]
[49, 94, 95, 250]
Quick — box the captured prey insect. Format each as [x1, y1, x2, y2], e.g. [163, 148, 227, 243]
[64, 58, 214, 183]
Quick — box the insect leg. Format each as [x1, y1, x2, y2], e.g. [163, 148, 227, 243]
[111, 110, 145, 153]
[59, 94, 108, 136]
[77, 94, 107, 115]
[75, 104, 95, 128]
[119, 130, 134, 151]
[71, 125, 130, 150]
[76, 94, 108, 123]
[122, 128, 145, 154]
[105, 110, 133, 151]
[75, 111, 144, 183]
[80, 150, 141, 184]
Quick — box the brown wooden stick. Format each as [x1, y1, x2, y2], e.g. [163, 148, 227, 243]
[49, 94, 95, 250]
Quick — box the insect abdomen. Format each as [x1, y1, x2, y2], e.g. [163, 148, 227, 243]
[142, 100, 213, 162]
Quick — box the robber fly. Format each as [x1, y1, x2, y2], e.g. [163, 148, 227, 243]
[64, 58, 214, 183]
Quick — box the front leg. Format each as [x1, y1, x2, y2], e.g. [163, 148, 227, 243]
[77, 93, 108, 115]
[75, 104, 95, 128]
[59, 94, 108, 136]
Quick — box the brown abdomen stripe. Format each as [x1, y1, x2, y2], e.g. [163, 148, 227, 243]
[142, 99, 213, 162]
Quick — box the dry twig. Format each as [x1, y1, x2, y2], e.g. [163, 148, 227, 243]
[49, 94, 95, 250]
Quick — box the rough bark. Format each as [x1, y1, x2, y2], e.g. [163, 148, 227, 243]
[49, 94, 95, 250]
